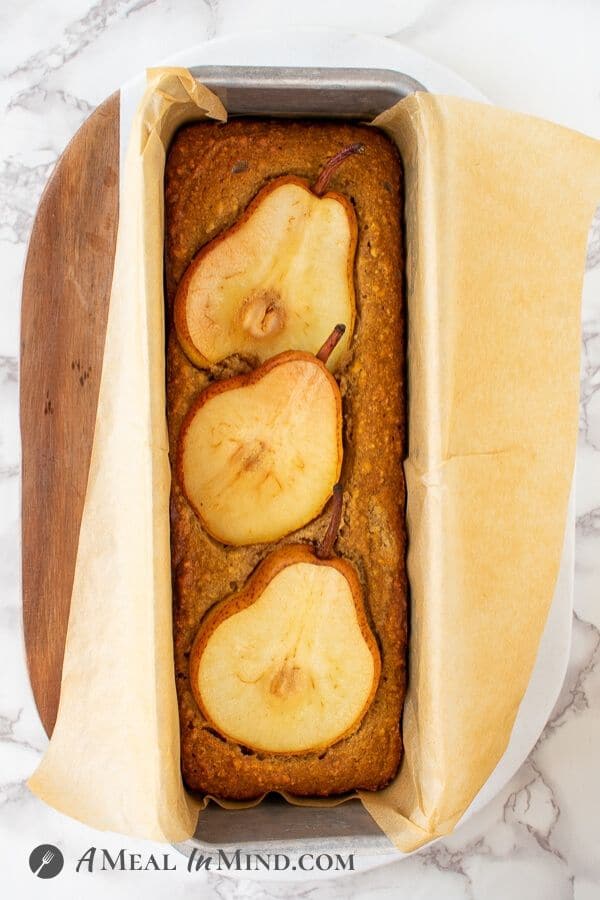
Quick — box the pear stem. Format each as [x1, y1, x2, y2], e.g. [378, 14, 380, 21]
[316, 484, 344, 560]
[312, 143, 365, 196]
[316, 324, 346, 364]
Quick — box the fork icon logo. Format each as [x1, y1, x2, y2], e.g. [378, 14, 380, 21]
[29, 844, 64, 879]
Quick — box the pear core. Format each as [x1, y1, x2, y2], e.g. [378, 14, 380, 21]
[193, 557, 379, 753]
[174, 178, 356, 371]
[178, 352, 342, 545]
[240, 289, 286, 339]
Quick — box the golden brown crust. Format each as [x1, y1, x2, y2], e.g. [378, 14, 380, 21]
[166, 118, 407, 800]
[189, 543, 381, 754]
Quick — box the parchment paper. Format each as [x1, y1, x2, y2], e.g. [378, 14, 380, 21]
[28, 69, 600, 849]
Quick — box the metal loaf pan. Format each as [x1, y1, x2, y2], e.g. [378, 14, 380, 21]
[189, 65, 425, 119]
[176, 65, 423, 859]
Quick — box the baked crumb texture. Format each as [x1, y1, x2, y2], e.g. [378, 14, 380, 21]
[165, 119, 407, 800]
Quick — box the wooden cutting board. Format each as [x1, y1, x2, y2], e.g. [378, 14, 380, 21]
[20, 93, 120, 736]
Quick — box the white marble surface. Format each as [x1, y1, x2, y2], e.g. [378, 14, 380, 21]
[1, 1, 600, 897]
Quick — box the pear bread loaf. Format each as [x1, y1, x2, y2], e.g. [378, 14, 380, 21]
[165, 118, 407, 799]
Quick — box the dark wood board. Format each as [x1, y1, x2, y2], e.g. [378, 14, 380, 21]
[21, 93, 120, 736]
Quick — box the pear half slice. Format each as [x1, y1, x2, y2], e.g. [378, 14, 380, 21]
[174, 144, 364, 372]
[177, 349, 342, 545]
[190, 544, 380, 754]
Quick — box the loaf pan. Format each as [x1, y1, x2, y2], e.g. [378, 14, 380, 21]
[173, 64, 423, 859]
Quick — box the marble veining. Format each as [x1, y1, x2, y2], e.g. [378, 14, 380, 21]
[1, 2, 600, 897]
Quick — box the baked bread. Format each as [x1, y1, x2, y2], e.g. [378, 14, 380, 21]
[165, 118, 407, 799]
